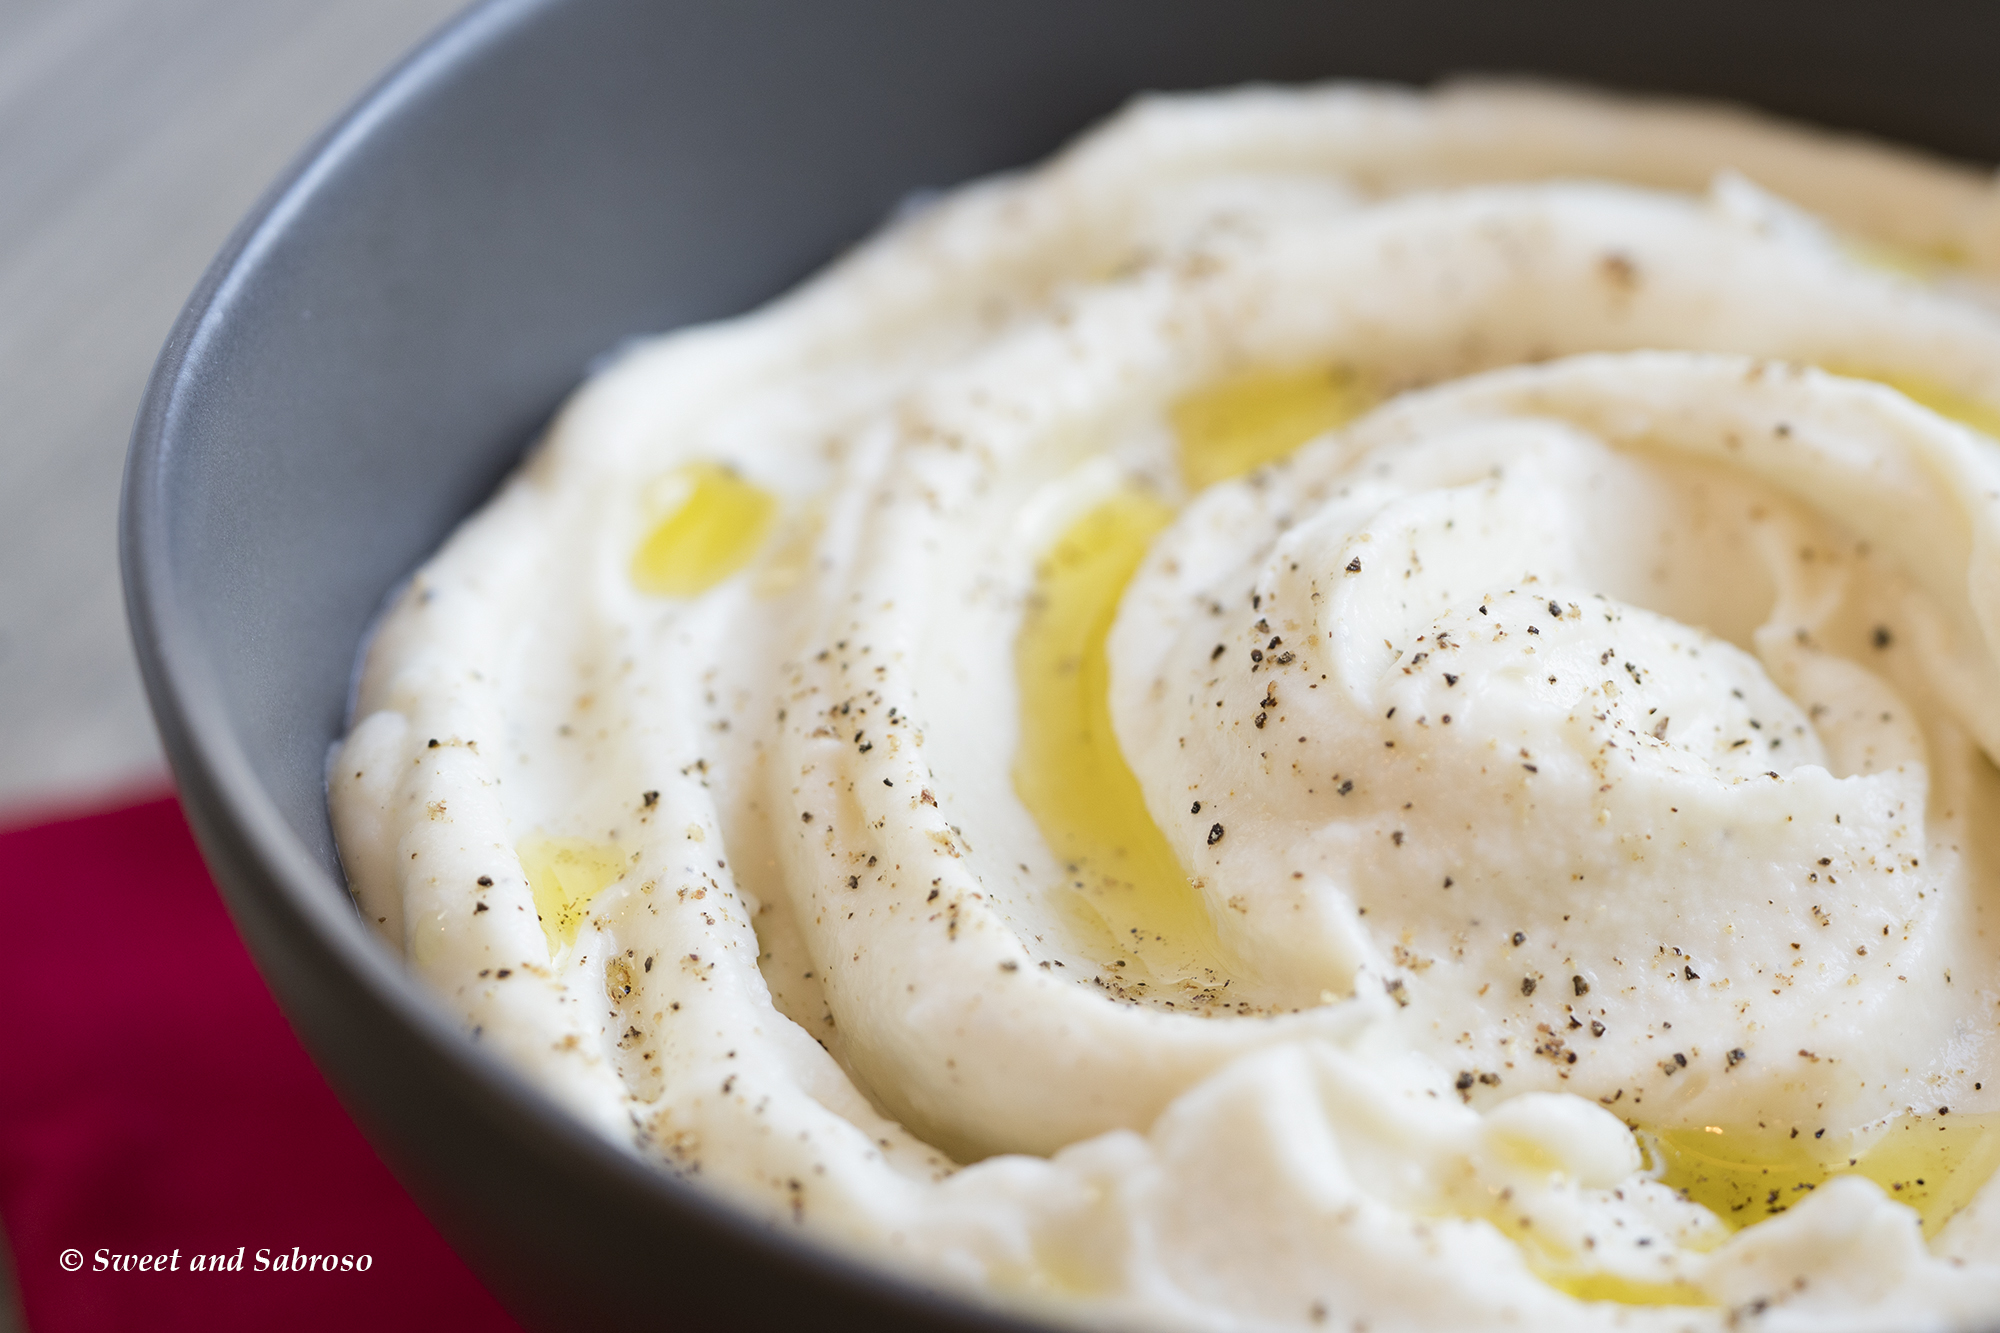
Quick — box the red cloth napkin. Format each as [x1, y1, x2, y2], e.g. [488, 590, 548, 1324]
[0, 793, 519, 1332]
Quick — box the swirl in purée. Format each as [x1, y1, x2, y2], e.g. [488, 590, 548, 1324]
[334, 84, 2000, 1330]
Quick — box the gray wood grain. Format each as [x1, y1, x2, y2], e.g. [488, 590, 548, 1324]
[0, 0, 467, 818]
[0, 3, 469, 1318]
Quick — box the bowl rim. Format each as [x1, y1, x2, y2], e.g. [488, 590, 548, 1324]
[116, 1, 1048, 1327]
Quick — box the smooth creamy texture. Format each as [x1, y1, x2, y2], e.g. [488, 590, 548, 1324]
[332, 83, 2000, 1330]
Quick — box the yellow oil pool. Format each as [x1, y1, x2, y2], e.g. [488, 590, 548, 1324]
[1840, 234, 1974, 285]
[1542, 1272, 1712, 1309]
[1009, 365, 1375, 990]
[1821, 365, 2000, 440]
[1465, 1113, 2000, 1308]
[1013, 490, 1229, 990]
[1171, 364, 1377, 491]
[1868, 370, 2000, 440]
[1652, 1113, 2000, 1240]
[517, 834, 629, 954]
[630, 460, 777, 596]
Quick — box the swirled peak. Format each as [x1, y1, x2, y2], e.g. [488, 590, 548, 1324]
[1116, 353, 2000, 1136]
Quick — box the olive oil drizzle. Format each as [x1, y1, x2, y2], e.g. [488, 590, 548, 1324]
[1013, 489, 1226, 988]
[1171, 364, 1377, 491]
[1853, 369, 2000, 440]
[630, 460, 777, 597]
[1011, 366, 1375, 991]
[1651, 1114, 2000, 1241]
[517, 833, 628, 955]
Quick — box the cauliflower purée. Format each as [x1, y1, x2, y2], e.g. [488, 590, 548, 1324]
[332, 82, 2000, 1330]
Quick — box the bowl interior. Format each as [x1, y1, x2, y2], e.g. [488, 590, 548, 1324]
[123, 0, 2000, 1327]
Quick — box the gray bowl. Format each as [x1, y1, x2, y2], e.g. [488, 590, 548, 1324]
[120, 1, 2000, 1328]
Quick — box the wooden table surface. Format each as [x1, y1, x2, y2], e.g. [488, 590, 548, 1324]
[0, 0, 467, 822]
[0, 2, 467, 1324]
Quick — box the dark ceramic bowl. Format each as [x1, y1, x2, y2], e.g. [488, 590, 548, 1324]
[121, 1, 2000, 1328]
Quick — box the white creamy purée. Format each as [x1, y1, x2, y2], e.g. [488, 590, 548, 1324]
[332, 82, 2000, 1330]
